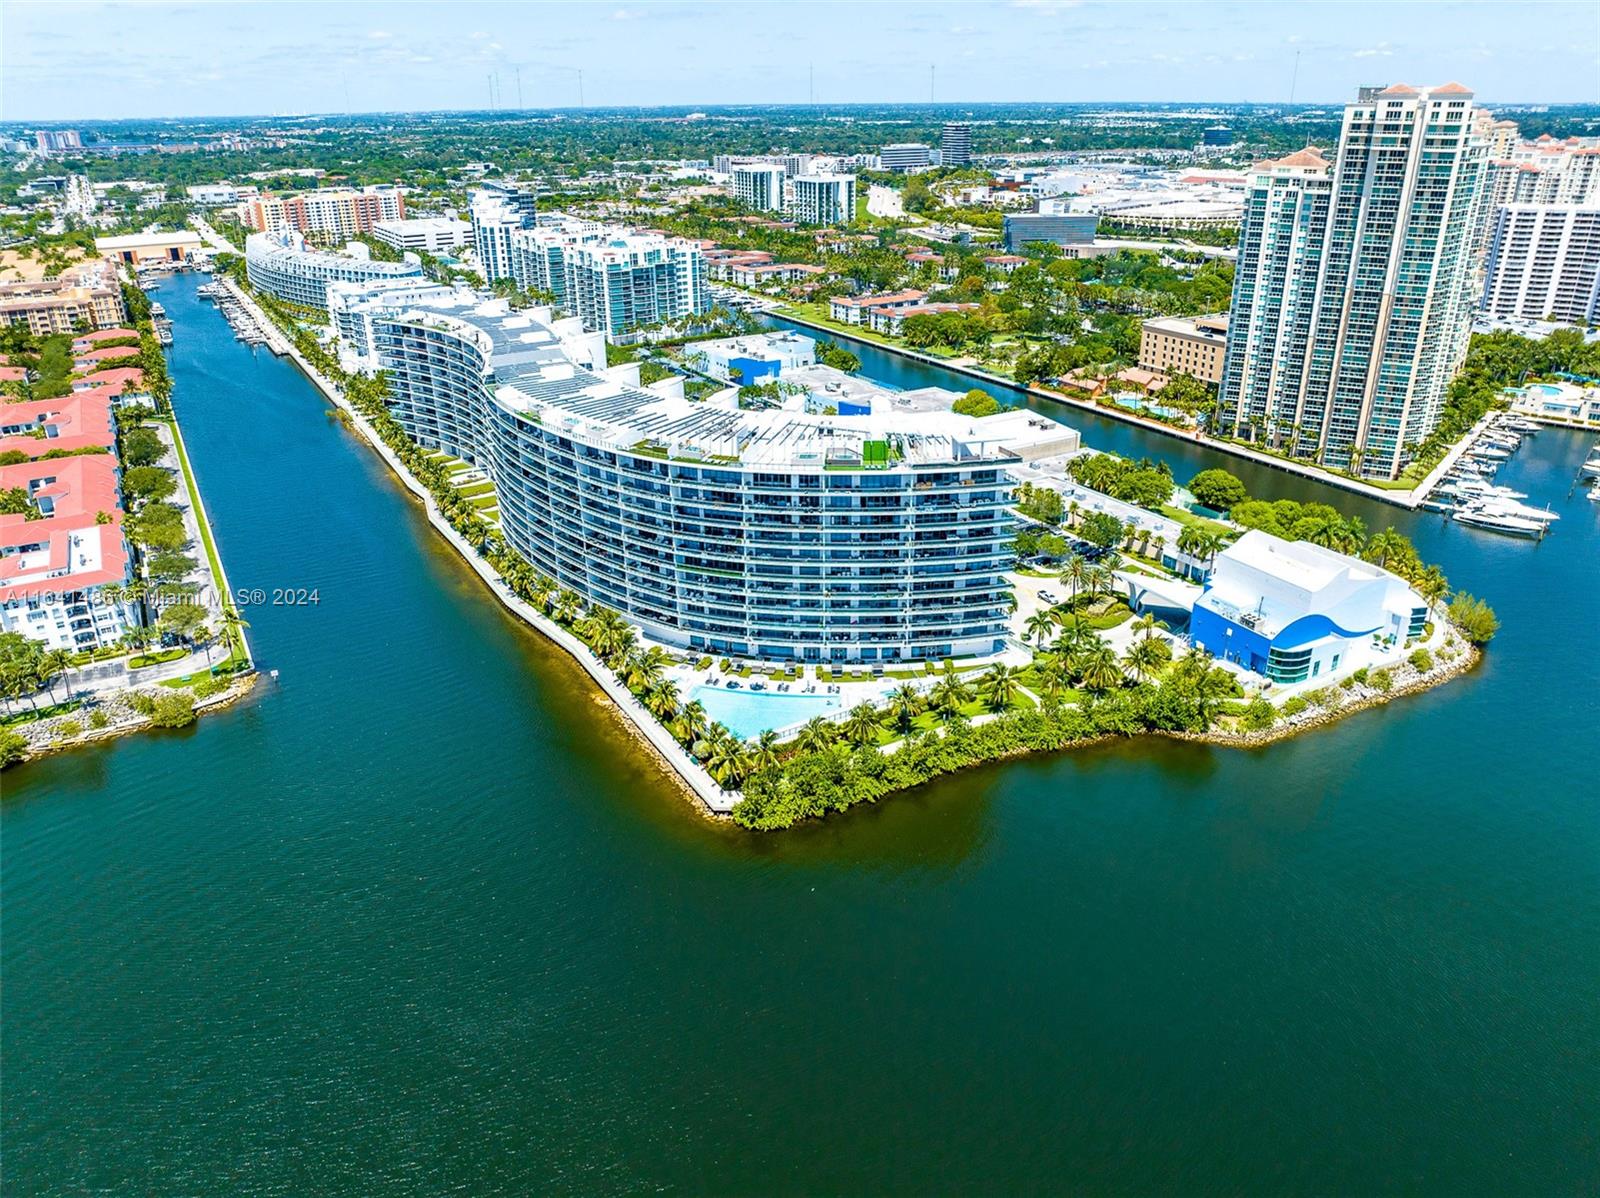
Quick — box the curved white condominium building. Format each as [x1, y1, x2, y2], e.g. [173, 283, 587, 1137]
[359, 294, 1026, 665]
[245, 230, 425, 310]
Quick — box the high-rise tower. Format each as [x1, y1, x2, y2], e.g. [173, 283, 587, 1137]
[1218, 84, 1489, 479]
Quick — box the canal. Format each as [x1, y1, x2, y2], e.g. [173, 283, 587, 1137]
[4, 274, 1597, 1195]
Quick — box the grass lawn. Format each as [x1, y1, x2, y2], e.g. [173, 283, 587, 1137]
[1159, 504, 1235, 537]
[160, 412, 248, 663]
[871, 692, 1037, 745]
[129, 647, 187, 669]
[456, 480, 495, 498]
[1051, 596, 1134, 631]
[2, 698, 84, 728]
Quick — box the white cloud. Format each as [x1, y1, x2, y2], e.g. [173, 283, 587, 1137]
[367, 30, 391, 40]
[1010, 0, 1082, 12]
[1353, 42, 1394, 58]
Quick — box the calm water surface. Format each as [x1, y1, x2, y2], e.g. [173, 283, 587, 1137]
[4, 277, 1596, 1195]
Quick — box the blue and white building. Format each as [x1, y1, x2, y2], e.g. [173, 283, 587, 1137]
[1190, 530, 1428, 685]
[352, 293, 1071, 664]
[686, 331, 816, 384]
[243, 230, 425, 310]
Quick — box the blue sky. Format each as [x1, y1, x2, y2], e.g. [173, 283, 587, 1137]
[4, 1, 1597, 121]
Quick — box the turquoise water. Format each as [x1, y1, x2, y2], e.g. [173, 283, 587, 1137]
[1113, 392, 1184, 420]
[2, 278, 1596, 1195]
[689, 681, 843, 739]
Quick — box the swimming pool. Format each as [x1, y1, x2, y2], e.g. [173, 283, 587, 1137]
[688, 683, 842, 740]
[1112, 393, 1185, 420]
[1510, 383, 1567, 398]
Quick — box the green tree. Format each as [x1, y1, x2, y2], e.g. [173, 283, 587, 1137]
[1447, 593, 1499, 645]
[879, 684, 918, 734]
[843, 702, 881, 747]
[122, 465, 177, 503]
[797, 715, 836, 753]
[1187, 468, 1248, 511]
[952, 389, 1002, 417]
[980, 663, 1020, 712]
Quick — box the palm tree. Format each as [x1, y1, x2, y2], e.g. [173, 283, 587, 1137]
[1363, 528, 1410, 570]
[625, 645, 671, 692]
[1061, 553, 1090, 625]
[751, 730, 782, 774]
[553, 589, 582, 625]
[1336, 516, 1368, 556]
[674, 699, 708, 746]
[1124, 634, 1171, 684]
[887, 683, 922, 733]
[1025, 608, 1057, 649]
[1079, 644, 1126, 694]
[930, 661, 974, 721]
[1034, 652, 1073, 705]
[1300, 513, 1342, 549]
[220, 607, 250, 655]
[644, 678, 681, 721]
[1415, 564, 1449, 604]
[38, 647, 72, 704]
[843, 702, 881, 747]
[1176, 526, 1223, 579]
[797, 715, 835, 753]
[980, 663, 1020, 712]
[703, 725, 750, 787]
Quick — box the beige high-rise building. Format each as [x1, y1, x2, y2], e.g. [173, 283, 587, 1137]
[1218, 84, 1490, 479]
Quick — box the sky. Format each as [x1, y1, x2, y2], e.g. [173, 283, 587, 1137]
[3, 0, 1597, 121]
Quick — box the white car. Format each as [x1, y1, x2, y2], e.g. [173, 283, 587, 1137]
[1038, 590, 1058, 604]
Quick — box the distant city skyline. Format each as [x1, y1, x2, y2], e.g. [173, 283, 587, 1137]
[4, 0, 1598, 122]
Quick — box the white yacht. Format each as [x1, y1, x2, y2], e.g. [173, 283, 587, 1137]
[1581, 447, 1600, 478]
[1452, 498, 1558, 538]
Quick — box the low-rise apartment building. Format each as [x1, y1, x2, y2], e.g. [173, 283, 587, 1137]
[0, 453, 139, 652]
[0, 264, 128, 336]
[867, 301, 980, 337]
[0, 391, 117, 458]
[829, 289, 926, 325]
[1139, 314, 1229, 384]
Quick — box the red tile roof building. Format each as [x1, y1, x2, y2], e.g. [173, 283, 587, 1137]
[0, 392, 118, 458]
[0, 453, 138, 650]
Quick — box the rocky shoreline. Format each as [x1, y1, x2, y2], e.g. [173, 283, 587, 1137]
[3, 672, 259, 769]
[1171, 634, 1481, 750]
